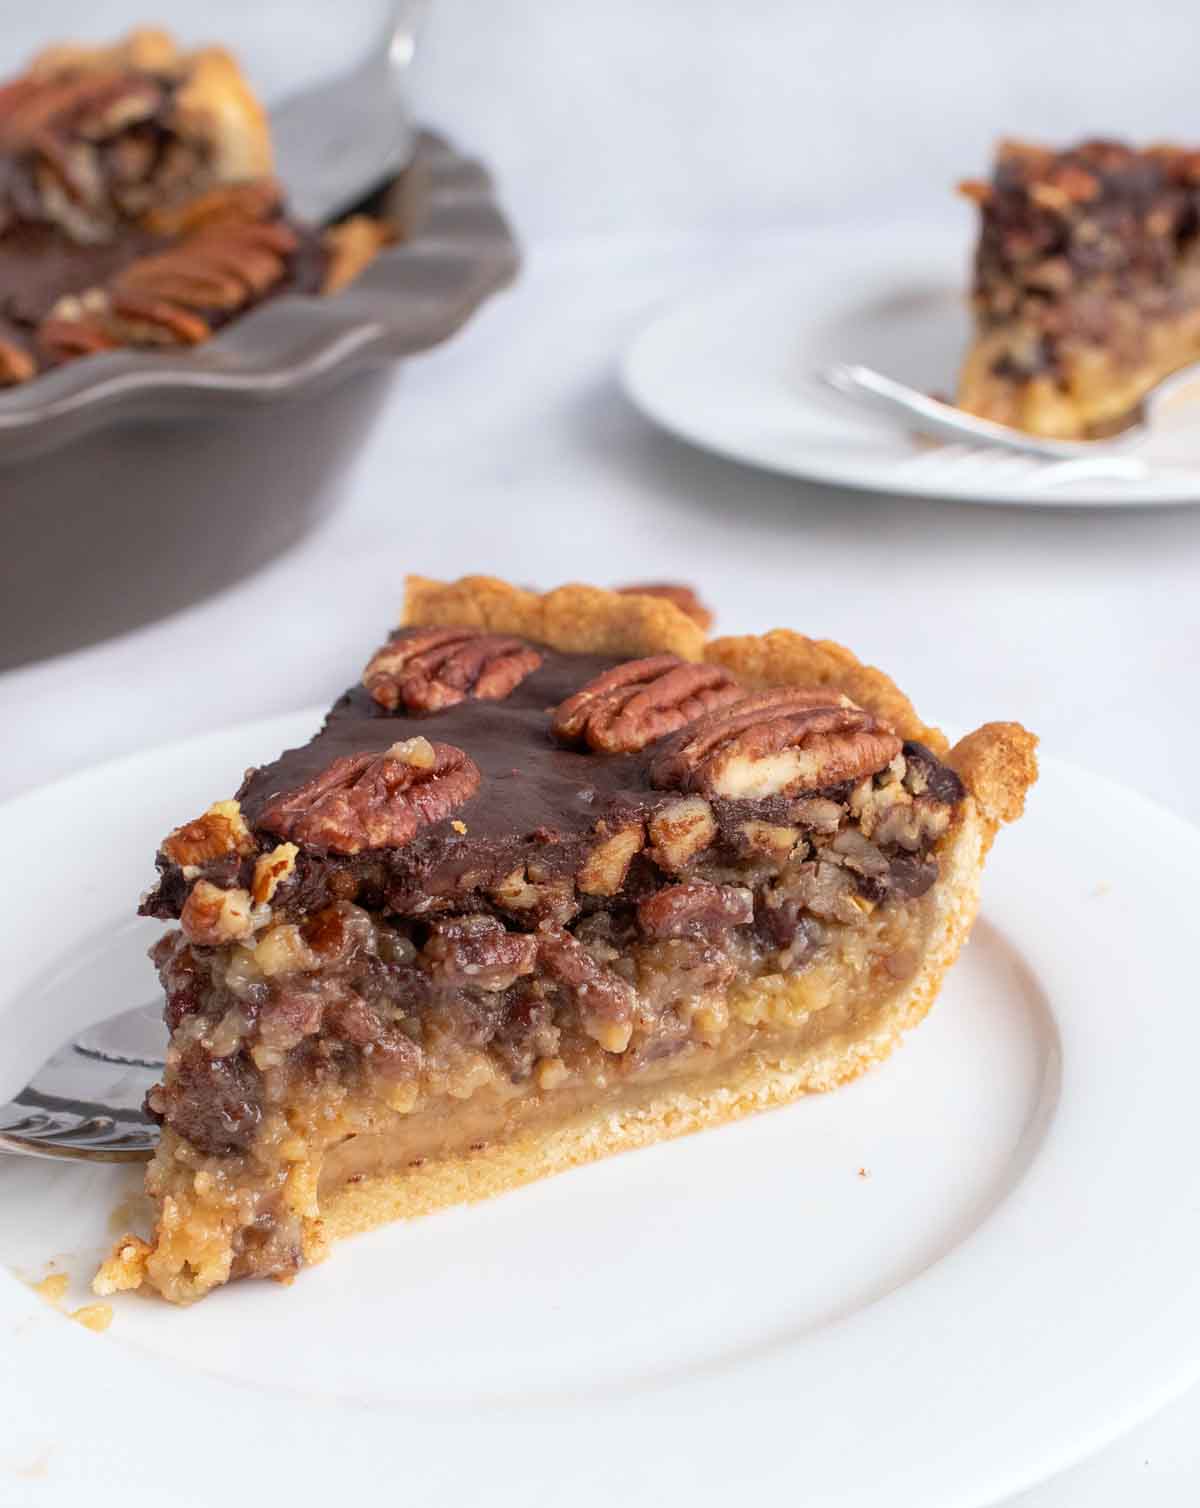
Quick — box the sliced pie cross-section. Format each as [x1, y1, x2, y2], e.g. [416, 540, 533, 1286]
[97, 576, 1037, 1304]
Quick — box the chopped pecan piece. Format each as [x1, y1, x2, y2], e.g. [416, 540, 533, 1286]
[651, 689, 902, 800]
[489, 867, 579, 926]
[257, 739, 480, 854]
[551, 655, 741, 754]
[363, 628, 543, 714]
[162, 799, 254, 867]
[423, 915, 538, 991]
[115, 220, 297, 310]
[647, 796, 717, 872]
[252, 843, 298, 905]
[537, 926, 636, 1053]
[637, 882, 754, 939]
[577, 820, 644, 896]
[179, 880, 253, 945]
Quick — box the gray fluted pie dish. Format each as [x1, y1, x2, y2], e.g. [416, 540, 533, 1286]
[0, 131, 518, 669]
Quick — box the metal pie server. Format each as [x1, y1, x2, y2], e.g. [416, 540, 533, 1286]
[269, 0, 429, 225]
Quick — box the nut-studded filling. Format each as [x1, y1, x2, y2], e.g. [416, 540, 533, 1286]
[958, 138, 1200, 435]
[127, 634, 967, 1301]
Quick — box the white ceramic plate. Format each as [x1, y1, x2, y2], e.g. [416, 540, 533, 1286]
[622, 220, 1200, 507]
[2, 711, 1199, 1508]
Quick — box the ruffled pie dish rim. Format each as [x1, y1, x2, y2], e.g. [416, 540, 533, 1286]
[0, 130, 519, 465]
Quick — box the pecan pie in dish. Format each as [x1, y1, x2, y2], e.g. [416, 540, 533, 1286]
[0, 29, 392, 384]
[97, 577, 1037, 1303]
[958, 138, 1200, 437]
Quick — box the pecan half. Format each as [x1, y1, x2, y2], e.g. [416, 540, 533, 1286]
[637, 882, 754, 939]
[141, 180, 284, 236]
[551, 656, 741, 754]
[162, 799, 254, 867]
[363, 628, 543, 714]
[651, 689, 902, 800]
[115, 221, 297, 311]
[257, 737, 480, 854]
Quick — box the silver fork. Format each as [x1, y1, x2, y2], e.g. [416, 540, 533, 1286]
[0, 1005, 164, 1162]
[269, 0, 429, 225]
[822, 358, 1200, 477]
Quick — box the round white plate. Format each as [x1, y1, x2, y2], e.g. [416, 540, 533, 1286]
[2, 712, 1199, 1508]
[622, 220, 1200, 507]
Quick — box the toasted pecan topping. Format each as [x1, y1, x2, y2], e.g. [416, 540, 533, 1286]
[180, 880, 253, 946]
[108, 289, 209, 344]
[646, 796, 717, 872]
[124, 220, 296, 299]
[37, 219, 296, 362]
[552, 655, 741, 754]
[140, 179, 283, 236]
[363, 628, 543, 714]
[257, 739, 480, 854]
[650, 689, 902, 800]
[251, 843, 298, 906]
[162, 799, 254, 867]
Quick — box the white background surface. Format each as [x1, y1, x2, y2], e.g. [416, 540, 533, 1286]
[1, 2, 1199, 1503]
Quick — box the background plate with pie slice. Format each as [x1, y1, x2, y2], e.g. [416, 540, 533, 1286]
[1, 712, 1198, 1507]
[622, 221, 1200, 509]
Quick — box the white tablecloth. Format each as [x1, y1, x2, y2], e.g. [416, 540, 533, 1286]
[2, 232, 1198, 1504]
[4, 0, 1200, 1494]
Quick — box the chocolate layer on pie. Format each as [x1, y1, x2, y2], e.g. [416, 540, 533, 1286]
[145, 647, 962, 939]
[957, 138, 1200, 437]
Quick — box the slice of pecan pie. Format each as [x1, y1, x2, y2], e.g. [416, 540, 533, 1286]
[97, 577, 1037, 1303]
[0, 29, 271, 244]
[958, 138, 1200, 437]
[0, 28, 396, 385]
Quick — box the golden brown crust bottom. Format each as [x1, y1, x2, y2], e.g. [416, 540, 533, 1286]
[956, 310, 1200, 439]
[317, 792, 992, 1248]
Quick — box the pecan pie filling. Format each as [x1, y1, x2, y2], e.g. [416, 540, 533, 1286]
[97, 579, 1036, 1304]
